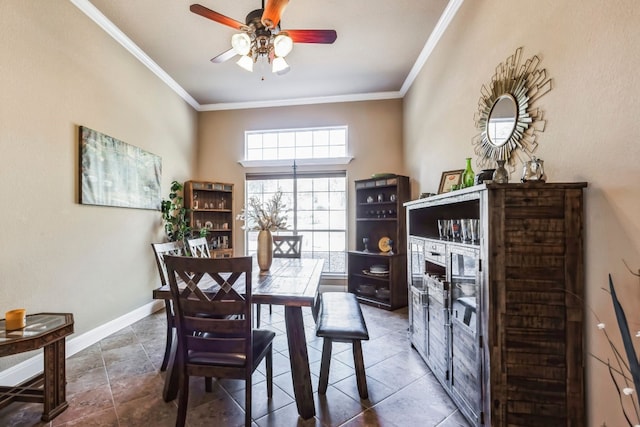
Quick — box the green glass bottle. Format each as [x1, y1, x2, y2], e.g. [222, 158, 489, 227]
[462, 157, 475, 188]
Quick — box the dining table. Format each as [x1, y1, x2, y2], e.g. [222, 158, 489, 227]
[152, 257, 324, 420]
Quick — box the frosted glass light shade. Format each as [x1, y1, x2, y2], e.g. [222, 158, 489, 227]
[231, 33, 251, 56]
[272, 56, 290, 74]
[236, 55, 254, 72]
[273, 34, 293, 57]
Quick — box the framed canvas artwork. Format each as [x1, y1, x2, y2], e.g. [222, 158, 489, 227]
[80, 126, 161, 210]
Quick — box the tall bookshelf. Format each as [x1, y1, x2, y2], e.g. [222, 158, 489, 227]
[183, 180, 234, 258]
[347, 175, 410, 310]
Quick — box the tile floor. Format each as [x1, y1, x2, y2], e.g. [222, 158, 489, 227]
[0, 302, 470, 427]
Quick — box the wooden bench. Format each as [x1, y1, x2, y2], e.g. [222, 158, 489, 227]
[315, 292, 370, 399]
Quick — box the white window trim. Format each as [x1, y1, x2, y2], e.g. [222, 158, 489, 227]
[239, 156, 353, 168]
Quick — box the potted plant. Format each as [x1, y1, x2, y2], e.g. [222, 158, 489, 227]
[161, 180, 192, 245]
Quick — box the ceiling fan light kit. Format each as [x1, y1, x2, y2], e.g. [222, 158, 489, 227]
[190, 1, 336, 75]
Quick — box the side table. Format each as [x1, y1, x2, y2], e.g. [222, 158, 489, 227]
[0, 313, 74, 421]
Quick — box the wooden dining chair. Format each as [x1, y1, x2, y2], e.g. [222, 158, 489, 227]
[256, 235, 304, 328]
[150, 241, 186, 371]
[272, 235, 303, 258]
[187, 236, 211, 258]
[164, 255, 275, 427]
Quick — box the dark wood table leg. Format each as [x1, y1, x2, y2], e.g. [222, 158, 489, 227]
[162, 329, 179, 402]
[284, 306, 315, 420]
[41, 339, 68, 422]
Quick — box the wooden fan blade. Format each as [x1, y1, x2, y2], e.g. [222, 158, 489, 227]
[190, 4, 245, 30]
[211, 48, 237, 63]
[286, 29, 337, 44]
[261, 0, 289, 29]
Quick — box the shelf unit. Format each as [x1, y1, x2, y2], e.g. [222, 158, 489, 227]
[183, 180, 234, 258]
[405, 182, 586, 426]
[348, 175, 410, 310]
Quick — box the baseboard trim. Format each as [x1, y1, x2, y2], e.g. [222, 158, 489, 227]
[0, 300, 164, 386]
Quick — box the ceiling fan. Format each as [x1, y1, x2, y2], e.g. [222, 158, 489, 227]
[190, 1, 337, 75]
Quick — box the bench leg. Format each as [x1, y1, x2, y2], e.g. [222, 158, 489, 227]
[353, 340, 368, 399]
[318, 338, 332, 394]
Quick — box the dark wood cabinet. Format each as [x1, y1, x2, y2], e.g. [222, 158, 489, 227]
[405, 182, 586, 426]
[184, 180, 234, 258]
[348, 175, 410, 310]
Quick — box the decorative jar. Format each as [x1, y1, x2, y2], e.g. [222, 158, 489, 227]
[493, 160, 509, 184]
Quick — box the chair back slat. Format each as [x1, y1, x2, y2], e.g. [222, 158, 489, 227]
[187, 237, 211, 258]
[188, 336, 246, 354]
[272, 235, 303, 259]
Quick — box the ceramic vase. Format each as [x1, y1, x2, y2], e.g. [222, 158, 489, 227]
[493, 160, 509, 184]
[257, 229, 273, 271]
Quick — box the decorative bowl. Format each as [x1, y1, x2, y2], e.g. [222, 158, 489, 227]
[358, 284, 376, 296]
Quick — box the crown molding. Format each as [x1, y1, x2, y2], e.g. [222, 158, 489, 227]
[199, 91, 402, 111]
[69, 0, 200, 110]
[400, 0, 464, 96]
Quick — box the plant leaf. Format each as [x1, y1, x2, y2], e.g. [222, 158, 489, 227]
[609, 274, 640, 406]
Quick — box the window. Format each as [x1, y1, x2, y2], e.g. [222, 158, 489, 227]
[245, 126, 347, 162]
[244, 173, 347, 275]
[240, 126, 349, 275]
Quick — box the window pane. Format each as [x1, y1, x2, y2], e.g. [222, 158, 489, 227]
[297, 131, 312, 146]
[313, 211, 329, 229]
[247, 134, 262, 150]
[297, 191, 314, 210]
[264, 148, 278, 160]
[330, 129, 346, 145]
[279, 132, 295, 147]
[313, 146, 330, 158]
[313, 178, 329, 192]
[329, 145, 346, 157]
[296, 146, 313, 159]
[314, 130, 329, 145]
[247, 148, 262, 161]
[329, 191, 346, 209]
[280, 147, 295, 159]
[314, 192, 329, 210]
[329, 211, 346, 229]
[329, 177, 346, 191]
[263, 133, 277, 148]
[297, 210, 313, 229]
[297, 179, 312, 192]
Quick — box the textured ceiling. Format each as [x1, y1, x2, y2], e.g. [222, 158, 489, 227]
[83, 0, 454, 109]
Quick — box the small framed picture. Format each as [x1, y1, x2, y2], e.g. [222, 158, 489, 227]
[438, 169, 464, 194]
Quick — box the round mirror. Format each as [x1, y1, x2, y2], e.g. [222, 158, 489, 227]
[487, 95, 517, 147]
[472, 48, 552, 168]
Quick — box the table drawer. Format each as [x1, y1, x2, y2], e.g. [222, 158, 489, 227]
[424, 240, 446, 265]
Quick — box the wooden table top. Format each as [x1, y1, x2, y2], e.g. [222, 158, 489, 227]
[153, 257, 324, 307]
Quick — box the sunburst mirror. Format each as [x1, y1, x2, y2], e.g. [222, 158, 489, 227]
[472, 47, 552, 168]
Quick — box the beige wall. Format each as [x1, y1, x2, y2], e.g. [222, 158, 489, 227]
[196, 100, 404, 254]
[0, 3, 197, 369]
[404, 0, 640, 425]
